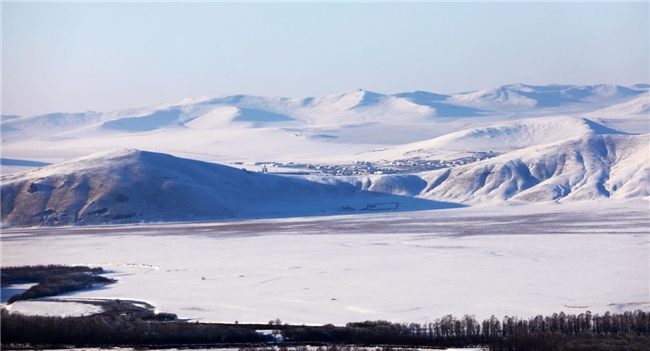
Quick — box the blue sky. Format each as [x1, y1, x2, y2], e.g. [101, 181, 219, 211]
[3, 2, 649, 116]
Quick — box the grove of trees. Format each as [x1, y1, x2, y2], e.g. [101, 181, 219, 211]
[2, 264, 114, 304]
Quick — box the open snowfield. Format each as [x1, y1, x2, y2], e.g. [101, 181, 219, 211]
[2, 200, 648, 325]
[3, 300, 103, 317]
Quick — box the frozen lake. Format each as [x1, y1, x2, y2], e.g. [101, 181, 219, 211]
[2, 201, 648, 325]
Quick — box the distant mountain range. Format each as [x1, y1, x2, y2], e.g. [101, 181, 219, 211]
[2, 83, 648, 131]
[2, 83, 647, 156]
[1, 83, 648, 226]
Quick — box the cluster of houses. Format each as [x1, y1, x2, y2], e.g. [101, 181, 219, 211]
[258, 151, 498, 176]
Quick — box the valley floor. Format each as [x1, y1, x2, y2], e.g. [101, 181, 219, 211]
[1, 200, 648, 325]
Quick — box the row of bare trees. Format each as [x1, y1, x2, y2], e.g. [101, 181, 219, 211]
[404, 310, 650, 340]
[338, 310, 650, 342]
[284, 311, 650, 349]
[2, 308, 649, 349]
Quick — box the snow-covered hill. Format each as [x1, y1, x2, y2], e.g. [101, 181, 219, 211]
[0, 150, 458, 227]
[448, 84, 646, 113]
[419, 133, 650, 204]
[584, 92, 650, 118]
[350, 116, 625, 162]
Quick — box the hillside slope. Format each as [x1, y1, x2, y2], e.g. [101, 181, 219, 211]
[351, 117, 624, 162]
[419, 134, 650, 203]
[0, 150, 456, 227]
[448, 84, 646, 112]
[584, 92, 650, 118]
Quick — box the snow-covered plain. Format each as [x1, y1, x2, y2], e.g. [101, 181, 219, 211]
[4, 300, 103, 317]
[1, 83, 649, 325]
[2, 201, 648, 324]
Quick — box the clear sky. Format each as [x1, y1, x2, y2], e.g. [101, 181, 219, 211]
[3, 1, 649, 116]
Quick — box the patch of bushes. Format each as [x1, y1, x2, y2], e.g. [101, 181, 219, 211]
[1, 264, 103, 286]
[7, 273, 114, 304]
[2, 265, 114, 304]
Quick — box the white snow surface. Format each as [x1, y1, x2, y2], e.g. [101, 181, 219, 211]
[5, 300, 103, 317]
[584, 92, 650, 118]
[2, 202, 648, 324]
[448, 83, 646, 113]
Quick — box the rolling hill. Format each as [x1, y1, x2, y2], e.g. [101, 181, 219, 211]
[584, 92, 650, 118]
[349, 116, 626, 162]
[0, 150, 458, 227]
[419, 133, 649, 204]
[448, 83, 646, 112]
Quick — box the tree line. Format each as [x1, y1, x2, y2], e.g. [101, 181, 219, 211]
[284, 311, 650, 350]
[2, 307, 649, 350]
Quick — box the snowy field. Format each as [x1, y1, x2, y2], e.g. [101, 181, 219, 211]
[2, 200, 648, 325]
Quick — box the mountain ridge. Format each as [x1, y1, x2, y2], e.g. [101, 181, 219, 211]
[4, 83, 646, 121]
[2, 130, 648, 227]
